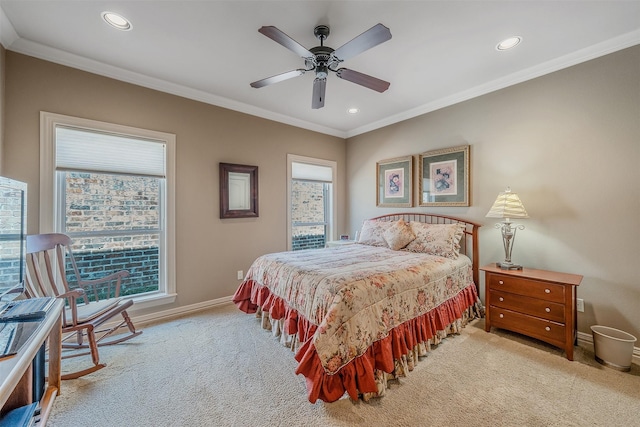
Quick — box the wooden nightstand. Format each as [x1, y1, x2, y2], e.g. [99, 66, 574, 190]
[481, 264, 583, 360]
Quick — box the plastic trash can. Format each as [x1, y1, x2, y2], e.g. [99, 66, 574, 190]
[590, 325, 637, 372]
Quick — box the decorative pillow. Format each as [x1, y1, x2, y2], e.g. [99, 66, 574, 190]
[383, 219, 416, 250]
[357, 219, 394, 247]
[404, 222, 465, 259]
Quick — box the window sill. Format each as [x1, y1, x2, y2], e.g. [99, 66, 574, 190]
[129, 292, 177, 311]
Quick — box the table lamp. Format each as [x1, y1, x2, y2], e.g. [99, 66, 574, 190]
[486, 187, 529, 270]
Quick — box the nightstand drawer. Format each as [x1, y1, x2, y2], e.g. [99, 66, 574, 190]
[489, 306, 566, 345]
[488, 274, 565, 303]
[489, 291, 565, 323]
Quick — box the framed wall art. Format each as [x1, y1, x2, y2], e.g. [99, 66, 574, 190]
[376, 155, 413, 207]
[219, 163, 259, 218]
[419, 145, 470, 207]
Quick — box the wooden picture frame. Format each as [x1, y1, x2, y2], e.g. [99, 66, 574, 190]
[376, 155, 413, 207]
[419, 145, 470, 206]
[219, 163, 259, 218]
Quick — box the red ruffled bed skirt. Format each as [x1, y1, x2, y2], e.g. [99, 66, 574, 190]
[233, 279, 480, 403]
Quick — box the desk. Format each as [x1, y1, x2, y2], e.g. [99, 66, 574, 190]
[0, 299, 63, 425]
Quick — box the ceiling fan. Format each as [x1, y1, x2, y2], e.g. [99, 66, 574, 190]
[250, 23, 392, 109]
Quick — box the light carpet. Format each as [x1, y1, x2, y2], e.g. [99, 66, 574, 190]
[48, 302, 640, 427]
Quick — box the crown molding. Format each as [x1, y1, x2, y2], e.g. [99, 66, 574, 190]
[2, 3, 638, 140]
[0, 6, 19, 48]
[346, 29, 640, 138]
[0, 10, 346, 139]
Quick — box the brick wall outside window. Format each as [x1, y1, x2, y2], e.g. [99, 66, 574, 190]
[63, 172, 160, 299]
[0, 189, 24, 291]
[291, 180, 326, 250]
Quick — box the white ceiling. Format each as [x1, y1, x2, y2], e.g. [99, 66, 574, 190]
[1, 1, 639, 138]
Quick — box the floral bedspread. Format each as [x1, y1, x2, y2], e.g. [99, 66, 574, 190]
[239, 244, 475, 375]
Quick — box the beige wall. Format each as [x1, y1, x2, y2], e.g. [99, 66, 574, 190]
[2, 46, 638, 340]
[1, 52, 346, 314]
[347, 46, 640, 339]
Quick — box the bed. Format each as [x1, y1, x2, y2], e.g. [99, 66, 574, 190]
[232, 213, 482, 403]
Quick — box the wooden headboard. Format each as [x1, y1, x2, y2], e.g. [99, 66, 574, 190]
[369, 213, 481, 291]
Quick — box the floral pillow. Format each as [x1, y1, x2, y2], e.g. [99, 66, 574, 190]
[357, 219, 395, 247]
[403, 222, 465, 259]
[383, 219, 416, 250]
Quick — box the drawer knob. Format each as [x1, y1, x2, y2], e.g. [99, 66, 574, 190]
[545, 289, 551, 294]
[545, 307, 551, 313]
[545, 326, 551, 331]
[499, 280, 504, 285]
[499, 297, 504, 302]
[499, 314, 504, 318]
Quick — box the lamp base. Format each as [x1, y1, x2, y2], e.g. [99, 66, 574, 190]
[496, 262, 523, 270]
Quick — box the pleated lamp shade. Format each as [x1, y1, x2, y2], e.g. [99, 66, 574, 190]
[486, 187, 529, 219]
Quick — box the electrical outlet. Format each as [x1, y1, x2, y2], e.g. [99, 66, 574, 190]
[577, 298, 584, 312]
[237, 270, 244, 280]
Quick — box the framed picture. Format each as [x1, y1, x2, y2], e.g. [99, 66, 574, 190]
[376, 155, 413, 207]
[219, 163, 259, 218]
[419, 145, 470, 206]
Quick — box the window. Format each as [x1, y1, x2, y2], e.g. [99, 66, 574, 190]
[40, 112, 176, 309]
[287, 154, 336, 251]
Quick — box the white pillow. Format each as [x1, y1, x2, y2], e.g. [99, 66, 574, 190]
[358, 219, 394, 247]
[383, 219, 416, 250]
[403, 222, 465, 259]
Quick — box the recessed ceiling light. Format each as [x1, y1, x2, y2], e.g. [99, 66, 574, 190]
[347, 108, 359, 114]
[496, 36, 521, 51]
[102, 11, 132, 31]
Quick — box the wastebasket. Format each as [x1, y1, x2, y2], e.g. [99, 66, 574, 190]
[590, 325, 637, 372]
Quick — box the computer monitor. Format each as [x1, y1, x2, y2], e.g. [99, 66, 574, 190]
[0, 176, 28, 301]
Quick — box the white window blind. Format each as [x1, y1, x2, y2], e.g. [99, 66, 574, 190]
[55, 126, 166, 177]
[292, 162, 332, 182]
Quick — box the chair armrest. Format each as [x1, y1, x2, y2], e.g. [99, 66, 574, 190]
[56, 288, 86, 326]
[58, 289, 85, 299]
[77, 270, 130, 286]
[76, 270, 130, 300]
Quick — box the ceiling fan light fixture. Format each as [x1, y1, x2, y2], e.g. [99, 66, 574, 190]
[316, 63, 329, 79]
[102, 11, 132, 31]
[496, 36, 522, 51]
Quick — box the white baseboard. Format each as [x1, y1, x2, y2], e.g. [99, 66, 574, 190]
[128, 295, 234, 326]
[122, 299, 640, 367]
[577, 330, 640, 366]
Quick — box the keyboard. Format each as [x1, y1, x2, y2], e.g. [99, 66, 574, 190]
[0, 297, 56, 322]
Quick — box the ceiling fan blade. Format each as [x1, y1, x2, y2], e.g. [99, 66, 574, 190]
[312, 78, 326, 109]
[258, 26, 314, 59]
[336, 68, 390, 92]
[250, 69, 305, 88]
[332, 23, 392, 62]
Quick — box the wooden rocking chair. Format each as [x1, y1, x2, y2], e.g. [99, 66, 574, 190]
[25, 233, 142, 380]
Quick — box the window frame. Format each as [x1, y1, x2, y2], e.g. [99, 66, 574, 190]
[286, 154, 337, 251]
[39, 112, 176, 309]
